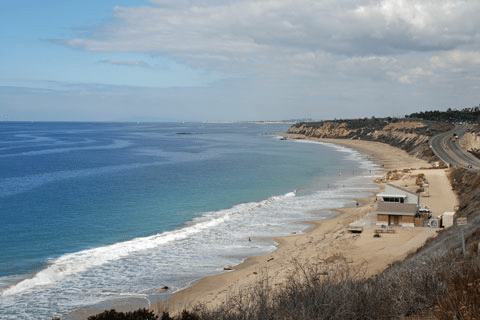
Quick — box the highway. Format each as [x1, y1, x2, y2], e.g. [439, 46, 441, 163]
[429, 124, 480, 171]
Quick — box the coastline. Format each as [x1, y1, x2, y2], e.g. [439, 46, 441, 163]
[151, 196, 378, 315]
[149, 136, 456, 316]
[67, 135, 457, 319]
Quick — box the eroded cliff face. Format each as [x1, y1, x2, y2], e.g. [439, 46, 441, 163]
[287, 120, 441, 162]
[459, 132, 480, 152]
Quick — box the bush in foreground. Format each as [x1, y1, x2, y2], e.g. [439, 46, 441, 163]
[431, 256, 480, 319]
[170, 251, 477, 319]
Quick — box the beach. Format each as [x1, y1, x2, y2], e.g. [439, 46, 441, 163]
[7, 122, 389, 319]
[151, 136, 458, 315]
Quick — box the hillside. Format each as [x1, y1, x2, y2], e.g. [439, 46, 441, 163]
[285, 118, 480, 318]
[288, 118, 480, 281]
[459, 126, 480, 160]
[406, 106, 480, 123]
[288, 118, 480, 256]
[287, 118, 453, 163]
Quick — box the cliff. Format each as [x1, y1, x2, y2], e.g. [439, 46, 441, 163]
[289, 118, 480, 270]
[459, 130, 480, 159]
[287, 119, 454, 163]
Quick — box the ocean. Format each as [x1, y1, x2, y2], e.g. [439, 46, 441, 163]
[0, 122, 378, 319]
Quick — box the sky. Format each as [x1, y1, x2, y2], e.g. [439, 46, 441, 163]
[2, 0, 480, 122]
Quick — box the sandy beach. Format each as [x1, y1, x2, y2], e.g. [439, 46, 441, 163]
[151, 136, 458, 316]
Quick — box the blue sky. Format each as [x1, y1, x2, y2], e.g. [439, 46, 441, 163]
[2, 0, 480, 122]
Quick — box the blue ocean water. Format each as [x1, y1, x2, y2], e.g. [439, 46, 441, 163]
[0, 122, 378, 319]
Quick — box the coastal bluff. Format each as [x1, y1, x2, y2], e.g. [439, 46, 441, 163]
[287, 118, 480, 264]
[287, 118, 453, 163]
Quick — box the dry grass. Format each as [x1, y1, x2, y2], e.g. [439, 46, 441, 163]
[58, 249, 479, 320]
[151, 251, 475, 320]
[431, 256, 480, 319]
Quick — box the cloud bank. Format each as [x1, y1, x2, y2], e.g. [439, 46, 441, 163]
[5, 0, 476, 122]
[63, 0, 480, 85]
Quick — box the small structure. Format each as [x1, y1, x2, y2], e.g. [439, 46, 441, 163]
[376, 184, 419, 205]
[428, 217, 441, 228]
[376, 202, 417, 227]
[442, 212, 455, 228]
[376, 184, 420, 227]
[418, 182, 430, 197]
[375, 228, 396, 234]
[417, 206, 432, 225]
[348, 225, 364, 233]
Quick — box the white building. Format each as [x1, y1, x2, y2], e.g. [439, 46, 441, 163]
[376, 184, 420, 227]
[376, 184, 419, 205]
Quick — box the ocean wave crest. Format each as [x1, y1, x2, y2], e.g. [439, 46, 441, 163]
[1, 191, 296, 296]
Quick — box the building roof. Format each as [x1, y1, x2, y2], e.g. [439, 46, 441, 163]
[377, 202, 417, 216]
[384, 183, 418, 197]
[377, 193, 407, 198]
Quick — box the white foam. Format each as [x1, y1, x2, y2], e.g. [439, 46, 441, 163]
[294, 139, 379, 172]
[0, 142, 379, 318]
[0, 181, 376, 319]
[1, 191, 297, 296]
[0, 125, 383, 319]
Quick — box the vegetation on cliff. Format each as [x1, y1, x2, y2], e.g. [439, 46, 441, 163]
[288, 116, 480, 262]
[288, 118, 453, 163]
[406, 106, 480, 123]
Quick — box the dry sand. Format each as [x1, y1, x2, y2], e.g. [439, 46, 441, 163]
[151, 136, 458, 315]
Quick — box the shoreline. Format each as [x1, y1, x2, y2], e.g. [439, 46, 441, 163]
[151, 194, 379, 315]
[149, 136, 454, 315]
[69, 136, 457, 318]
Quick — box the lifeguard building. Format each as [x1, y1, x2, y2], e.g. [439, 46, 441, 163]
[376, 184, 419, 227]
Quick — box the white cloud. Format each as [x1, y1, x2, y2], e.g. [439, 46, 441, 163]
[431, 50, 480, 67]
[65, 1, 480, 62]
[352, 0, 480, 51]
[59, 0, 480, 110]
[386, 49, 480, 84]
[396, 66, 432, 84]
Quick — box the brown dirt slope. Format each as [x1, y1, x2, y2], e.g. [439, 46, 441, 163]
[288, 118, 453, 163]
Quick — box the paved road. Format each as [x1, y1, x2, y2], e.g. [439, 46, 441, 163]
[429, 124, 480, 171]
